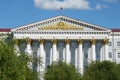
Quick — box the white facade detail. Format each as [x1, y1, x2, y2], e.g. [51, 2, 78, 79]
[77, 39, 83, 74]
[92, 39, 96, 61]
[65, 39, 71, 64]
[37, 39, 46, 80]
[105, 43, 109, 60]
[25, 39, 33, 69]
[8, 15, 120, 77]
[52, 39, 58, 62]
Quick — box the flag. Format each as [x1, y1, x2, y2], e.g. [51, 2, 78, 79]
[60, 7, 63, 10]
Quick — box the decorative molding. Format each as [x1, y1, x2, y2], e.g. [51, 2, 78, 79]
[90, 39, 96, 45]
[77, 39, 83, 44]
[102, 38, 109, 45]
[26, 38, 32, 44]
[65, 39, 70, 44]
[38, 22, 84, 30]
[39, 39, 44, 44]
[51, 39, 57, 44]
[12, 16, 110, 31]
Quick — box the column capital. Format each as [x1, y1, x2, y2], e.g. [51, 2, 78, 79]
[65, 39, 70, 44]
[13, 38, 19, 45]
[51, 39, 57, 44]
[39, 39, 44, 44]
[26, 38, 32, 44]
[90, 39, 96, 45]
[77, 39, 83, 44]
[102, 38, 109, 45]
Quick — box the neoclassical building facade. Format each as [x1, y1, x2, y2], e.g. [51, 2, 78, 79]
[2, 16, 119, 79]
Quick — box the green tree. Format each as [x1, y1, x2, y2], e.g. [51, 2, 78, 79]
[83, 61, 119, 80]
[44, 61, 82, 80]
[0, 41, 38, 80]
[114, 64, 120, 80]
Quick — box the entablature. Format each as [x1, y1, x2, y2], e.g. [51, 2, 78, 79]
[111, 32, 120, 37]
[13, 30, 111, 35]
[13, 30, 111, 40]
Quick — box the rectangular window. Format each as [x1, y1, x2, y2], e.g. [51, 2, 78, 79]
[118, 53, 120, 58]
[117, 42, 120, 46]
[108, 42, 112, 46]
[84, 52, 88, 58]
[108, 52, 112, 58]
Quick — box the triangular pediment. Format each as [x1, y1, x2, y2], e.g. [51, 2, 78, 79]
[12, 16, 110, 31]
[38, 22, 84, 30]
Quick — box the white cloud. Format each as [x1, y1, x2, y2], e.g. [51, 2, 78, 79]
[95, 4, 102, 10]
[95, 4, 109, 10]
[33, 0, 92, 10]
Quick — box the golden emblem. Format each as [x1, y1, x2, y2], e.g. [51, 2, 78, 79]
[38, 22, 84, 30]
[57, 22, 64, 27]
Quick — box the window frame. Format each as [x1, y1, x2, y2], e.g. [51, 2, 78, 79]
[108, 42, 112, 46]
[117, 42, 120, 46]
[108, 52, 112, 58]
[118, 53, 120, 58]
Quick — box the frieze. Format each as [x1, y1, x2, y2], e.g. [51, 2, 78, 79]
[38, 22, 84, 30]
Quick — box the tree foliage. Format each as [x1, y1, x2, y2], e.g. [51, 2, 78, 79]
[83, 61, 120, 80]
[44, 61, 82, 80]
[2, 34, 120, 80]
[0, 41, 38, 80]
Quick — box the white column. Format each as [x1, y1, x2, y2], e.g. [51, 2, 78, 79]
[65, 39, 71, 64]
[37, 39, 46, 80]
[52, 39, 58, 62]
[25, 39, 33, 55]
[77, 39, 83, 74]
[14, 39, 20, 56]
[103, 38, 109, 61]
[75, 48, 77, 68]
[105, 44, 108, 60]
[90, 39, 96, 61]
[100, 45, 104, 62]
[63, 48, 65, 62]
[50, 48, 52, 65]
[25, 38, 33, 69]
[37, 48, 40, 79]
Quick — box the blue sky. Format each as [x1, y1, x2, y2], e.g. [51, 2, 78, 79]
[0, 0, 120, 29]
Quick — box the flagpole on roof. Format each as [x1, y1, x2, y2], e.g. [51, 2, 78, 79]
[59, 7, 63, 16]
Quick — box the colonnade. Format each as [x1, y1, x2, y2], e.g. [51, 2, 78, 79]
[14, 38, 109, 75]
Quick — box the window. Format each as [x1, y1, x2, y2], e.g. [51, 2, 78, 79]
[108, 52, 112, 58]
[108, 42, 112, 46]
[84, 52, 88, 58]
[118, 53, 120, 58]
[97, 42, 101, 46]
[117, 42, 120, 46]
